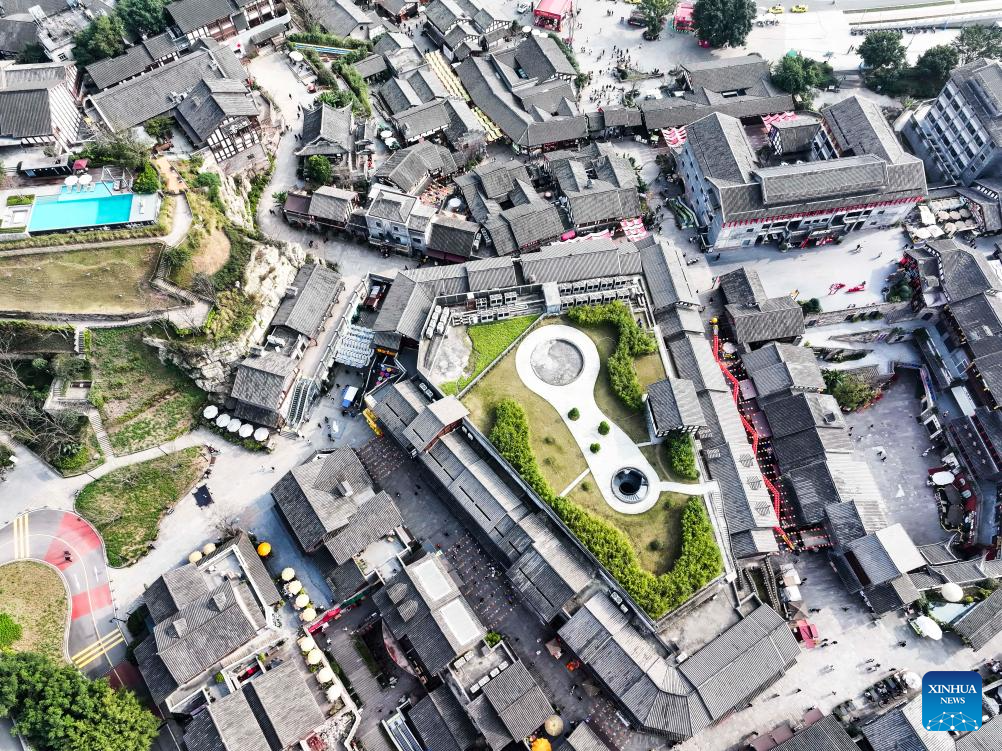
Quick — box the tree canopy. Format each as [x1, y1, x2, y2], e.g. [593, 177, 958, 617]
[72, 15, 127, 68]
[915, 44, 960, 93]
[314, 90, 355, 110]
[640, 0, 675, 38]
[953, 24, 1002, 65]
[15, 43, 47, 64]
[692, 0, 756, 49]
[115, 0, 169, 38]
[143, 116, 173, 142]
[304, 155, 333, 186]
[859, 30, 906, 71]
[0, 652, 158, 751]
[771, 55, 835, 106]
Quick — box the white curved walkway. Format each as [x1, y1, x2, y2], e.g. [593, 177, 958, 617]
[515, 325, 660, 514]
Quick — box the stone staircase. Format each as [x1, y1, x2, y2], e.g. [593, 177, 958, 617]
[86, 410, 114, 458]
[74, 325, 86, 355]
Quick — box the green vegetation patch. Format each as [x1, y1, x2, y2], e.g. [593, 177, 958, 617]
[88, 327, 203, 454]
[5, 194, 34, 206]
[441, 315, 537, 395]
[76, 447, 208, 566]
[0, 245, 167, 315]
[489, 399, 722, 618]
[0, 561, 68, 661]
[823, 369, 877, 412]
[665, 431, 699, 482]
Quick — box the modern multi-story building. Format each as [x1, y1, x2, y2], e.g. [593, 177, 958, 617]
[911, 59, 1002, 186]
[678, 95, 927, 248]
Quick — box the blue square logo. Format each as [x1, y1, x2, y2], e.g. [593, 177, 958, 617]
[922, 670, 982, 732]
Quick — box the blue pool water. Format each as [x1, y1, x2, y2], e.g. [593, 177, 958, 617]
[27, 182, 135, 233]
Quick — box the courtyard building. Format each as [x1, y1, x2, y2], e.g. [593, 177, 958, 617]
[679, 95, 927, 249]
[0, 60, 81, 150]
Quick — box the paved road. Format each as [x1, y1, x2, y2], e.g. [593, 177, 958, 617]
[0, 509, 128, 680]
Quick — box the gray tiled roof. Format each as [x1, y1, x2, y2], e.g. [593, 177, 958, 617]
[958, 714, 1002, 751]
[647, 378, 705, 432]
[167, 0, 237, 33]
[392, 98, 451, 140]
[297, 102, 353, 158]
[945, 592, 1002, 648]
[354, 53, 388, 79]
[183, 687, 270, 751]
[270, 448, 374, 552]
[742, 343, 822, 398]
[931, 240, 1002, 302]
[402, 396, 469, 452]
[409, 685, 478, 751]
[844, 524, 924, 588]
[427, 214, 480, 258]
[144, 564, 209, 623]
[683, 55, 772, 94]
[640, 240, 698, 310]
[557, 723, 611, 751]
[771, 715, 856, 751]
[307, 186, 358, 223]
[211, 532, 282, 606]
[373, 141, 457, 193]
[510, 33, 575, 81]
[481, 661, 555, 743]
[0, 63, 66, 139]
[175, 77, 257, 144]
[862, 698, 953, 751]
[323, 490, 402, 565]
[0, 16, 37, 57]
[86, 32, 181, 90]
[243, 660, 325, 749]
[230, 353, 296, 412]
[726, 297, 805, 345]
[304, 0, 374, 36]
[270, 263, 342, 338]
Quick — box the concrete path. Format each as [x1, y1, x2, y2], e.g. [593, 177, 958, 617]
[515, 325, 660, 514]
[0, 509, 128, 680]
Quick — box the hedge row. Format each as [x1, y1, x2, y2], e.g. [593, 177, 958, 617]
[566, 301, 657, 410]
[489, 399, 722, 618]
[666, 431, 699, 481]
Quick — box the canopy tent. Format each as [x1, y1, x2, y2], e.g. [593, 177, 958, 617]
[534, 0, 572, 31]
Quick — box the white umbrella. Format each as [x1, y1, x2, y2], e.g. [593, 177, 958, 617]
[226, 419, 241, 433]
[307, 649, 323, 665]
[914, 615, 943, 640]
[238, 424, 253, 438]
[216, 414, 230, 428]
[316, 666, 335, 684]
[301, 607, 317, 622]
[201, 542, 216, 556]
[325, 684, 342, 701]
[78, 173, 93, 186]
[294, 593, 310, 609]
[254, 427, 269, 442]
[203, 405, 219, 419]
[287, 580, 303, 595]
[941, 583, 964, 603]
[932, 471, 955, 486]
[281, 567, 296, 582]
[902, 671, 921, 689]
[298, 635, 316, 651]
[188, 551, 203, 563]
[64, 175, 78, 187]
[289, 50, 304, 62]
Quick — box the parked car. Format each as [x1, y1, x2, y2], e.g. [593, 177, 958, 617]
[768, 4, 784, 12]
[516, 1, 530, 12]
[791, 4, 808, 11]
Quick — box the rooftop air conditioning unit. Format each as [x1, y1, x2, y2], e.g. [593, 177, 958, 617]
[249, 345, 264, 356]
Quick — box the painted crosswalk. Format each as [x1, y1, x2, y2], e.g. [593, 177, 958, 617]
[70, 630, 125, 670]
[12, 514, 29, 560]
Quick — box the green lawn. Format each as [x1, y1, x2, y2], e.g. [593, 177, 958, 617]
[0, 561, 68, 662]
[76, 447, 209, 567]
[441, 315, 537, 395]
[88, 327, 204, 454]
[0, 245, 170, 315]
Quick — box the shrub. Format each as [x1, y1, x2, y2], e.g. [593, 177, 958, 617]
[589, 442, 601, 453]
[567, 301, 656, 410]
[0, 612, 22, 647]
[568, 407, 580, 420]
[143, 115, 173, 142]
[798, 297, 822, 314]
[132, 162, 160, 194]
[665, 431, 699, 481]
[6, 194, 34, 206]
[484, 630, 502, 647]
[648, 539, 662, 551]
[489, 399, 722, 618]
[598, 420, 610, 435]
[305, 154, 333, 186]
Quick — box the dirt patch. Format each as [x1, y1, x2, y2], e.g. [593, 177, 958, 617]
[0, 561, 68, 661]
[154, 158, 185, 193]
[191, 227, 231, 275]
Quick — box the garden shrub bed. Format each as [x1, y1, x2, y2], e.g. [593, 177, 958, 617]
[567, 301, 657, 410]
[665, 431, 699, 482]
[6, 194, 34, 206]
[489, 399, 722, 618]
[441, 315, 537, 395]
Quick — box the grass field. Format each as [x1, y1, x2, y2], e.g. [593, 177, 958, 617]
[89, 327, 204, 454]
[0, 561, 68, 661]
[0, 245, 171, 314]
[441, 315, 537, 395]
[465, 315, 686, 572]
[76, 447, 208, 567]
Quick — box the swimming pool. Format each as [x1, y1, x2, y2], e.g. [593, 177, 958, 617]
[27, 182, 135, 233]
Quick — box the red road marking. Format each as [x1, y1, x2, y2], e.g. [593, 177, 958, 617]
[55, 514, 102, 554]
[71, 584, 112, 620]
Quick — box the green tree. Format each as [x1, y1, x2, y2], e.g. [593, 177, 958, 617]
[640, 0, 675, 39]
[771, 55, 834, 106]
[859, 30, 906, 71]
[115, 0, 169, 38]
[693, 0, 756, 49]
[314, 89, 354, 109]
[143, 115, 173, 142]
[824, 370, 876, 412]
[916, 45, 960, 94]
[0, 613, 22, 648]
[0, 652, 158, 751]
[72, 15, 127, 67]
[76, 131, 149, 170]
[953, 24, 1002, 65]
[131, 162, 160, 193]
[304, 155, 333, 185]
[15, 43, 47, 64]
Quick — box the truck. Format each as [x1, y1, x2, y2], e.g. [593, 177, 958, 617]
[341, 386, 359, 409]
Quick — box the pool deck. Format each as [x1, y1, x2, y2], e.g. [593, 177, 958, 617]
[0, 182, 161, 235]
